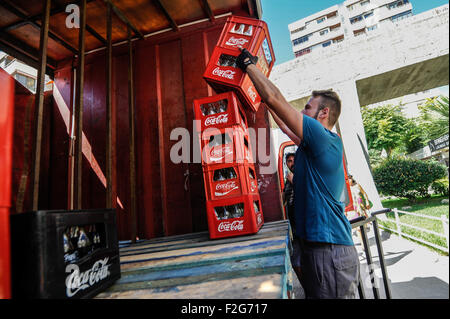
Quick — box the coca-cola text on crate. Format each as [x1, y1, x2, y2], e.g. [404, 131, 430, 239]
[206, 194, 264, 239]
[193, 91, 248, 133]
[203, 163, 259, 201]
[204, 48, 262, 113]
[10, 209, 120, 299]
[199, 126, 253, 166]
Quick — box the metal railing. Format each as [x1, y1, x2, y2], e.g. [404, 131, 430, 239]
[377, 208, 449, 254]
[350, 208, 392, 299]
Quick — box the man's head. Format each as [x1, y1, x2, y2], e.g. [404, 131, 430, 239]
[286, 153, 295, 172]
[301, 89, 342, 129]
[348, 175, 356, 186]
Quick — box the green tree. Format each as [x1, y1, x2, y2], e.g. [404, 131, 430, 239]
[401, 118, 426, 154]
[361, 104, 408, 157]
[418, 95, 449, 141]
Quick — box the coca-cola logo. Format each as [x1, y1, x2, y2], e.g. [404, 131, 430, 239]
[257, 214, 262, 225]
[218, 220, 244, 232]
[212, 67, 236, 80]
[205, 114, 228, 126]
[215, 181, 238, 196]
[65, 257, 111, 297]
[225, 36, 249, 48]
[210, 146, 232, 161]
[247, 86, 257, 102]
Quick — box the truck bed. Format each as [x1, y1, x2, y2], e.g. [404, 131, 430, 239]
[95, 220, 294, 299]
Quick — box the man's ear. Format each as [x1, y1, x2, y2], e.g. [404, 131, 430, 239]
[319, 107, 329, 120]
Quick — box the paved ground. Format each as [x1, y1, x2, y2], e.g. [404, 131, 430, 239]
[290, 225, 449, 299]
[356, 225, 449, 299]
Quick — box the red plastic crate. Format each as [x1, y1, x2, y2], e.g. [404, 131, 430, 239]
[193, 91, 248, 133]
[203, 16, 275, 112]
[202, 163, 258, 201]
[199, 126, 254, 165]
[203, 48, 260, 113]
[216, 16, 275, 77]
[206, 194, 264, 239]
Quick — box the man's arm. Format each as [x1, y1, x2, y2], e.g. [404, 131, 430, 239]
[245, 63, 304, 142]
[267, 108, 301, 145]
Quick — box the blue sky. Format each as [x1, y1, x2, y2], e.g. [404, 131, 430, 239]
[261, 0, 450, 65]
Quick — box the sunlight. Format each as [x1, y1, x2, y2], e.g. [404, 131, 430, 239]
[53, 84, 124, 209]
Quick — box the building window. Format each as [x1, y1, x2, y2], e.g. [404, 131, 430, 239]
[391, 10, 412, 22]
[330, 23, 341, 31]
[295, 48, 311, 57]
[291, 26, 306, 34]
[367, 24, 378, 31]
[361, 0, 370, 6]
[322, 41, 332, 47]
[0, 55, 15, 69]
[387, 0, 409, 10]
[348, 4, 355, 11]
[333, 36, 344, 43]
[327, 11, 338, 19]
[350, 15, 363, 24]
[292, 35, 309, 46]
[354, 28, 366, 36]
[364, 11, 374, 19]
[320, 29, 329, 36]
[317, 17, 326, 24]
[14, 73, 36, 92]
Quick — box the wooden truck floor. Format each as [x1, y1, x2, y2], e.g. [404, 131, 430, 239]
[96, 220, 294, 299]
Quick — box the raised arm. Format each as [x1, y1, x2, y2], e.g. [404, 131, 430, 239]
[236, 49, 304, 142]
[267, 108, 301, 145]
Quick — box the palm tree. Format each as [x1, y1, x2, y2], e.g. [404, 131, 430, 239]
[418, 95, 449, 140]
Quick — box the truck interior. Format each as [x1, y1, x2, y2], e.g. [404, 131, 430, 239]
[0, 0, 283, 243]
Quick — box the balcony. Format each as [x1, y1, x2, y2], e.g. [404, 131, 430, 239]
[291, 22, 344, 51]
[290, 13, 340, 40]
[346, 1, 377, 19]
[376, 1, 413, 21]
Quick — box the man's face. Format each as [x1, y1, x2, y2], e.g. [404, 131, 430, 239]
[301, 96, 322, 120]
[286, 156, 295, 172]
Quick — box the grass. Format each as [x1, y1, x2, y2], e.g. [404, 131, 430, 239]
[378, 194, 449, 255]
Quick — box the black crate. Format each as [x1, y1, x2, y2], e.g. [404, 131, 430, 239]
[10, 209, 120, 299]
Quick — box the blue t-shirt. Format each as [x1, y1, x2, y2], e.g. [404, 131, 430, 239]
[293, 115, 353, 245]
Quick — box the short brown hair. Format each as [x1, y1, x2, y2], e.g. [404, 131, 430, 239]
[312, 89, 342, 127]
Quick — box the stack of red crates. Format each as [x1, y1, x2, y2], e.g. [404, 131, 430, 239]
[194, 16, 275, 239]
[203, 16, 275, 113]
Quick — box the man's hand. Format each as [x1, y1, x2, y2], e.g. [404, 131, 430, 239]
[287, 172, 293, 184]
[236, 48, 304, 144]
[236, 48, 258, 72]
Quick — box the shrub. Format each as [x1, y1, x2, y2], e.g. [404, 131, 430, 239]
[431, 177, 449, 196]
[373, 157, 447, 199]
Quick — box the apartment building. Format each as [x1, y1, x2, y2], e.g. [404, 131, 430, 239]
[0, 51, 52, 93]
[289, 0, 413, 58]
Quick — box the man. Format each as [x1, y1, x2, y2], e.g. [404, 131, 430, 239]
[283, 152, 295, 220]
[236, 49, 360, 299]
[282, 152, 302, 280]
[282, 152, 296, 235]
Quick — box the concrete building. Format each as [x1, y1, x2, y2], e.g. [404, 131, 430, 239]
[366, 87, 446, 118]
[270, 4, 449, 211]
[289, 0, 413, 58]
[0, 51, 52, 93]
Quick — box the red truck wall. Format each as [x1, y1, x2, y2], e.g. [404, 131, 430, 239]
[10, 85, 52, 215]
[0, 69, 14, 299]
[52, 15, 283, 240]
